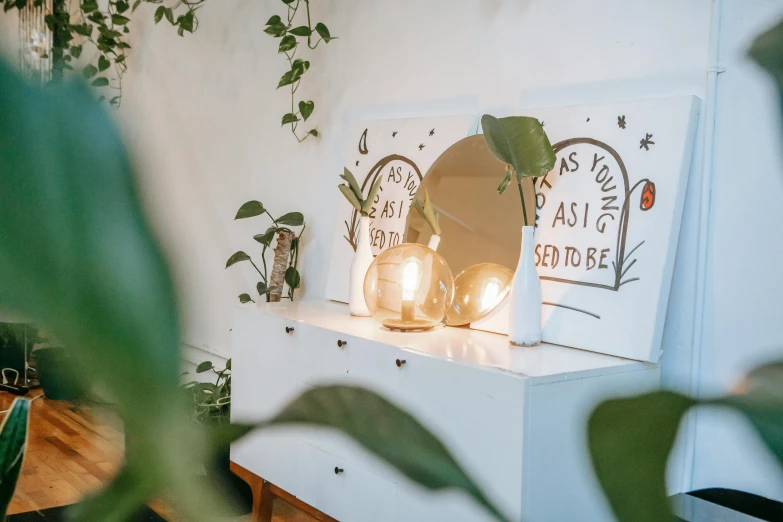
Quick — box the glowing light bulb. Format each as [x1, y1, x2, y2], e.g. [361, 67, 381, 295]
[400, 257, 422, 322]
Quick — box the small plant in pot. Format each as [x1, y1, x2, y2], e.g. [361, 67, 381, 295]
[182, 359, 253, 515]
[481, 115, 556, 346]
[411, 189, 442, 251]
[338, 168, 383, 317]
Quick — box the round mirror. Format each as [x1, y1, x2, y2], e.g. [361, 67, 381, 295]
[404, 135, 537, 324]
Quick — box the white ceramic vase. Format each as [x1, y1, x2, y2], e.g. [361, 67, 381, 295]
[427, 235, 441, 251]
[508, 225, 542, 346]
[349, 216, 373, 317]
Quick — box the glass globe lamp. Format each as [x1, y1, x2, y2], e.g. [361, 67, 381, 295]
[363, 243, 454, 331]
[446, 263, 513, 326]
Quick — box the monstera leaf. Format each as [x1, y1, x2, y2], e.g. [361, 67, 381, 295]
[481, 115, 556, 178]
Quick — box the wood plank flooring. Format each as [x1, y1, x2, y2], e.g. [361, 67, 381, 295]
[2, 390, 317, 522]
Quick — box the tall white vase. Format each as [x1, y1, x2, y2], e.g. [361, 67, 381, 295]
[349, 216, 373, 317]
[508, 225, 542, 346]
[427, 235, 441, 251]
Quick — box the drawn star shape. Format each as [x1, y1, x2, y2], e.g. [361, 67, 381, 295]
[429, 128, 435, 137]
[640, 133, 655, 151]
[392, 131, 398, 137]
[355, 160, 359, 166]
[618, 115, 627, 129]
[418, 143, 425, 151]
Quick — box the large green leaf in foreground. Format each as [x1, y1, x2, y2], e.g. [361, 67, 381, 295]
[0, 59, 513, 522]
[0, 399, 29, 519]
[0, 59, 228, 521]
[263, 386, 514, 522]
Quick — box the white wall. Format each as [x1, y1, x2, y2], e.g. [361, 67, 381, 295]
[4, 0, 783, 508]
[689, 0, 783, 499]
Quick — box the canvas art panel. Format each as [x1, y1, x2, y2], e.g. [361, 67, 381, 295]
[325, 115, 477, 304]
[474, 96, 701, 362]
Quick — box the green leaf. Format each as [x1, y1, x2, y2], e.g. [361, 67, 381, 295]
[315, 22, 333, 42]
[178, 11, 194, 32]
[308, 129, 318, 137]
[225, 359, 231, 370]
[284, 267, 301, 289]
[256, 282, 269, 296]
[749, 19, 783, 90]
[153, 5, 165, 23]
[226, 251, 251, 268]
[234, 200, 265, 220]
[111, 14, 130, 25]
[0, 399, 29, 519]
[98, 55, 110, 72]
[362, 175, 382, 215]
[254, 228, 277, 247]
[277, 70, 297, 89]
[278, 35, 297, 53]
[164, 7, 174, 24]
[340, 167, 363, 201]
[299, 100, 314, 121]
[339, 184, 362, 213]
[282, 112, 300, 125]
[276, 212, 304, 226]
[480, 114, 556, 178]
[720, 362, 783, 467]
[261, 386, 513, 522]
[238, 293, 254, 304]
[588, 391, 695, 522]
[82, 64, 98, 79]
[265, 15, 281, 26]
[497, 165, 512, 195]
[70, 45, 82, 59]
[0, 60, 236, 522]
[115, 0, 129, 13]
[195, 361, 214, 374]
[281, 0, 295, 4]
[292, 58, 310, 75]
[91, 77, 110, 87]
[131, 0, 141, 13]
[80, 0, 98, 13]
[289, 25, 312, 37]
[264, 22, 286, 37]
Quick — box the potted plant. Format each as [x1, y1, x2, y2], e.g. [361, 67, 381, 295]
[412, 189, 442, 251]
[182, 359, 253, 516]
[481, 115, 556, 346]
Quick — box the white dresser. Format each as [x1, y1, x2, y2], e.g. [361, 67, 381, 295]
[231, 301, 659, 522]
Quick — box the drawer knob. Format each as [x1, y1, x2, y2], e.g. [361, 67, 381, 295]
[337, 339, 347, 348]
[396, 359, 406, 368]
[285, 326, 295, 334]
[334, 467, 344, 475]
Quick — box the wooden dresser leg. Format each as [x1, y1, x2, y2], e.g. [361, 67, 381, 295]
[256, 480, 275, 522]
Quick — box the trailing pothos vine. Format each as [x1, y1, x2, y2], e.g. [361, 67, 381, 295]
[2, 0, 208, 107]
[264, 0, 335, 142]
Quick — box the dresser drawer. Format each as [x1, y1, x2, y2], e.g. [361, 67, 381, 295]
[231, 307, 299, 494]
[395, 351, 525, 522]
[297, 324, 351, 386]
[296, 441, 397, 522]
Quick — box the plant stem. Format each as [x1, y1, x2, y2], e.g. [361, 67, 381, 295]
[517, 178, 529, 227]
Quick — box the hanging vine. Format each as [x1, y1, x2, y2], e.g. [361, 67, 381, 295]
[3, 0, 208, 107]
[264, 0, 335, 142]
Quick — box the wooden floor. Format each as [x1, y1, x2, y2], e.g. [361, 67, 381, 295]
[3, 390, 317, 522]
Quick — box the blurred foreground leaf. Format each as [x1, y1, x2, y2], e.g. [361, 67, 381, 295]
[261, 385, 514, 522]
[0, 58, 232, 521]
[588, 391, 694, 522]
